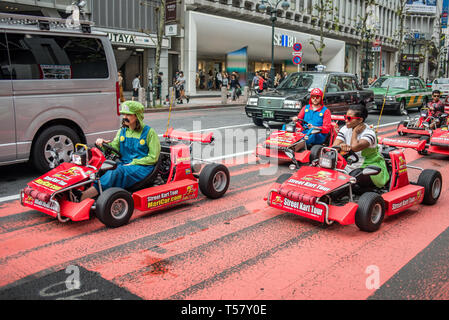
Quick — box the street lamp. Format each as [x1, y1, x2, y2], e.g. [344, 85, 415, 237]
[411, 37, 417, 76]
[258, 0, 290, 88]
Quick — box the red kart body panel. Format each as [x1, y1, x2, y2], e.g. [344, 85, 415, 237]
[381, 129, 449, 156]
[133, 179, 198, 211]
[379, 137, 427, 151]
[397, 123, 431, 136]
[28, 162, 95, 194]
[282, 166, 352, 198]
[163, 128, 214, 144]
[383, 184, 424, 216]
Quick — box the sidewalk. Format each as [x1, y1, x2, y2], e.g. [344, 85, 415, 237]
[123, 90, 246, 113]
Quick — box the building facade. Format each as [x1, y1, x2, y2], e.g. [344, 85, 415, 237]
[1, 0, 444, 96]
[0, 0, 171, 99]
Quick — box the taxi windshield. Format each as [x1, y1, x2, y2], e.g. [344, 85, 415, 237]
[371, 77, 408, 89]
[278, 73, 327, 90]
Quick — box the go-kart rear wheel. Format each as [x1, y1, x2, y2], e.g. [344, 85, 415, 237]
[95, 187, 134, 228]
[199, 163, 230, 199]
[417, 169, 442, 205]
[355, 192, 385, 232]
[309, 145, 323, 163]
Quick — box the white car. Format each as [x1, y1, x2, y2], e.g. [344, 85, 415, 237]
[432, 78, 449, 96]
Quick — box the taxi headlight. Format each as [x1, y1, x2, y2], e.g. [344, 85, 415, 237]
[387, 96, 396, 101]
[284, 100, 301, 109]
[248, 97, 259, 106]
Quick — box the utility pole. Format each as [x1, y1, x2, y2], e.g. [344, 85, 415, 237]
[141, 0, 166, 107]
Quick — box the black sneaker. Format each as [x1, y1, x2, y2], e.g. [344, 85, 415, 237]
[186, 96, 190, 103]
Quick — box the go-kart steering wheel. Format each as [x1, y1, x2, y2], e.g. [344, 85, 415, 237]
[102, 142, 122, 159]
[333, 145, 359, 165]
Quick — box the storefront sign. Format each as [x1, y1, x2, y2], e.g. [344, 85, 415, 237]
[165, 24, 178, 36]
[166, 0, 177, 23]
[107, 32, 170, 49]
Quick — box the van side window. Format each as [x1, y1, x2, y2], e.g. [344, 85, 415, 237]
[0, 33, 11, 80]
[6, 33, 108, 80]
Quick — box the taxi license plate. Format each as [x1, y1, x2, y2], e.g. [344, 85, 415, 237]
[263, 110, 274, 119]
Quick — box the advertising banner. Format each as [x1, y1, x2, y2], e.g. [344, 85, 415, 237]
[226, 46, 248, 87]
[405, 0, 437, 14]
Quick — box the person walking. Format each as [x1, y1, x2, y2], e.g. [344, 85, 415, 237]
[175, 71, 190, 104]
[118, 71, 125, 102]
[132, 74, 141, 101]
[229, 74, 241, 101]
[156, 72, 163, 104]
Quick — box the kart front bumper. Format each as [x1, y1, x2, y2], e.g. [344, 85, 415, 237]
[20, 189, 94, 222]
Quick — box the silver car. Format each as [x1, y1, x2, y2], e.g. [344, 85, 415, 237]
[0, 13, 120, 172]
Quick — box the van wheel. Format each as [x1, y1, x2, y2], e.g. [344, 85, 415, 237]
[96, 188, 134, 228]
[32, 125, 80, 173]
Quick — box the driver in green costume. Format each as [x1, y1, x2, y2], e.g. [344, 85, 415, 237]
[332, 105, 389, 192]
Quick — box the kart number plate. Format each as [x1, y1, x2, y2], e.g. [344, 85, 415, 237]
[263, 110, 274, 119]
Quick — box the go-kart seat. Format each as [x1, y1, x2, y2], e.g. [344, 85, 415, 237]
[126, 156, 162, 193]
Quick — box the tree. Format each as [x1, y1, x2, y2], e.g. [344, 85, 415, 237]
[394, 0, 409, 75]
[309, 0, 339, 65]
[355, 0, 377, 85]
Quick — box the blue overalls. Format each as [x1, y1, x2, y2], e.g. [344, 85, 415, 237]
[94, 125, 155, 192]
[301, 105, 329, 146]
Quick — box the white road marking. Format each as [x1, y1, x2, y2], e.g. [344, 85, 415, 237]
[158, 123, 254, 137]
[0, 194, 20, 203]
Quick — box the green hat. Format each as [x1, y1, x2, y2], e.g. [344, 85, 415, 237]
[120, 101, 145, 128]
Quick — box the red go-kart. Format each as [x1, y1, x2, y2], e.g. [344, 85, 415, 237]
[397, 107, 434, 136]
[264, 144, 442, 232]
[20, 128, 230, 228]
[255, 115, 343, 164]
[382, 128, 449, 157]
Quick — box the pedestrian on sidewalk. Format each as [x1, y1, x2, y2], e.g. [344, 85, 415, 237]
[118, 70, 125, 102]
[156, 72, 163, 104]
[229, 74, 241, 101]
[132, 74, 141, 101]
[176, 71, 190, 104]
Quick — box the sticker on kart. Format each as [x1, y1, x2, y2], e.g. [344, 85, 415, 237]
[146, 185, 198, 209]
[270, 193, 325, 222]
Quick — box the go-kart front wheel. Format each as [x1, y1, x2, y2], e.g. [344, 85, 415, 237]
[417, 169, 442, 205]
[96, 187, 134, 228]
[355, 192, 385, 232]
[199, 163, 230, 199]
[397, 121, 406, 136]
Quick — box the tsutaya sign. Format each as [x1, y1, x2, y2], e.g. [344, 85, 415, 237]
[107, 31, 170, 49]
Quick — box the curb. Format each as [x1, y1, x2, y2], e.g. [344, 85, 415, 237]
[143, 103, 244, 113]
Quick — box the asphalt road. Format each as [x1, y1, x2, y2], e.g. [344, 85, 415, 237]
[1, 105, 448, 304]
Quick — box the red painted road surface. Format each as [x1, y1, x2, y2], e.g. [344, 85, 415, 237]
[0, 124, 448, 300]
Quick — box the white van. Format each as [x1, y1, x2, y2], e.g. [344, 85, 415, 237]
[0, 13, 120, 172]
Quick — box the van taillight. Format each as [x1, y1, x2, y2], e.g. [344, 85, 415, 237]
[116, 81, 120, 115]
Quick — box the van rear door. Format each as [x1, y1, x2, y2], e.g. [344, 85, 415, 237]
[0, 31, 16, 162]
